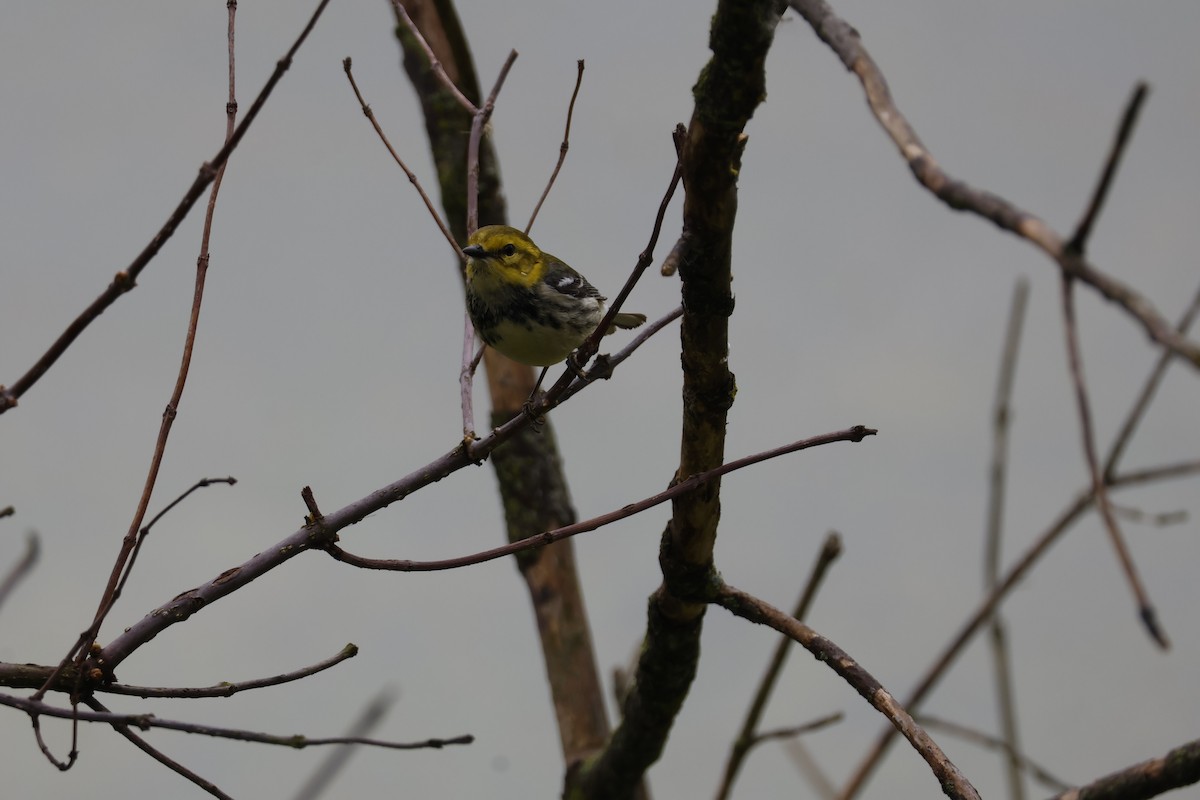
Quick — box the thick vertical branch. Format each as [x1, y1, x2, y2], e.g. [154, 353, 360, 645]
[573, 2, 787, 798]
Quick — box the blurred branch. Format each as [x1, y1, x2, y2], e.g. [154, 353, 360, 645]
[983, 278, 1029, 800]
[1059, 274, 1166, 647]
[918, 715, 1070, 793]
[0, 532, 39, 612]
[292, 688, 398, 800]
[106, 644, 359, 698]
[783, 739, 839, 800]
[839, 461, 1200, 800]
[1104, 281, 1200, 479]
[1058, 82, 1166, 647]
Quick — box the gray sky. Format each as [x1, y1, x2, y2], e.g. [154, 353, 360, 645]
[2, 2, 1198, 798]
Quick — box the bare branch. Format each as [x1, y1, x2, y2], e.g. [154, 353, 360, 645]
[1104, 281, 1200, 479]
[87, 696, 234, 800]
[714, 583, 981, 800]
[748, 712, 843, 748]
[917, 715, 1071, 793]
[716, 532, 843, 800]
[341, 57, 459, 258]
[786, 1, 1200, 369]
[1060, 275, 1166, 647]
[0, 0, 334, 414]
[0, 532, 39, 612]
[390, 0, 478, 114]
[839, 461, 1200, 800]
[1048, 737, 1200, 800]
[1067, 83, 1149, 254]
[466, 50, 518, 235]
[983, 279, 1029, 800]
[2, 692, 473, 751]
[327, 427, 873, 573]
[526, 60, 586, 234]
[292, 688, 398, 800]
[104, 644, 358, 699]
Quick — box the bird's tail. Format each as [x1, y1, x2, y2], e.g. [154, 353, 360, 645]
[609, 312, 647, 332]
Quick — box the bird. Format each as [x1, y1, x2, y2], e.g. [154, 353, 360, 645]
[462, 225, 646, 396]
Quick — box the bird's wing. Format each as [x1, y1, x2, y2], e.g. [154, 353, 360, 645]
[541, 255, 605, 302]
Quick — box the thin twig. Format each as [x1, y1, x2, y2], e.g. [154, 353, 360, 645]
[1104, 281, 1200, 479]
[1109, 504, 1187, 527]
[984, 278, 1029, 800]
[537, 147, 683, 410]
[30, 707, 78, 771]
[1058, 82, 1167, 643]
[0, 532, 39, 612]
[53, 1, 244, 708]
[87, 696, 233, 800]
[1067, 84, 1149, 254]
[783, 739, 839, 800]
[390, 0, 478, 114]
[0, 0, 333, 414]
[328, 427, 875, 573]
[716, 532, 843, 800]
[114, 477, 238, 604]
[748, 713, 843, 747]
[917, 715, 1071, 793]
[714, 583, 982, 800]
[459, 329, 480, 441]
[95, 297, 679, 673]
[526, 60, 585, 233]
[342, 57, 459, 258]
[104, 644, 358, 698]
[786, 0, 1200, 369]
[1, 693, 473, 751]
[1060, 274, 1166, 647]
[465, 50, 519, 235]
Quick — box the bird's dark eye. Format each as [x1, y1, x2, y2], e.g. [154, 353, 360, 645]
[501, 243, 517, 257]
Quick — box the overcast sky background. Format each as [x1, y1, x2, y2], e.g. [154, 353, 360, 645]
[2, 2, 1199, 799]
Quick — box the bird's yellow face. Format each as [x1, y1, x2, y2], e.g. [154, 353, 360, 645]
[463, 226, 545, 290]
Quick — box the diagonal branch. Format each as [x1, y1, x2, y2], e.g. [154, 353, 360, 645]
[714, 583, 981, 800]
[326, 428, 873, 573]
[786, 0, 1200, 369]
[1048, 737, 1200, 800]
[0, 0, 334, 414]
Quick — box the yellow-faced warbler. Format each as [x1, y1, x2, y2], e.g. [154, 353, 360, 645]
[462, 225, 646, 390]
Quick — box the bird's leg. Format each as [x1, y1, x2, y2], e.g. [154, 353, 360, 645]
[565, 350, 593, 384]
[521, 366, 550, 428]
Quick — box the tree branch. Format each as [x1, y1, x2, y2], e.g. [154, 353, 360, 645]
[786, 1, 1200, 369]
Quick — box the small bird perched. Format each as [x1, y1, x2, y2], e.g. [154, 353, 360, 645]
[462, 225, 646, 380]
